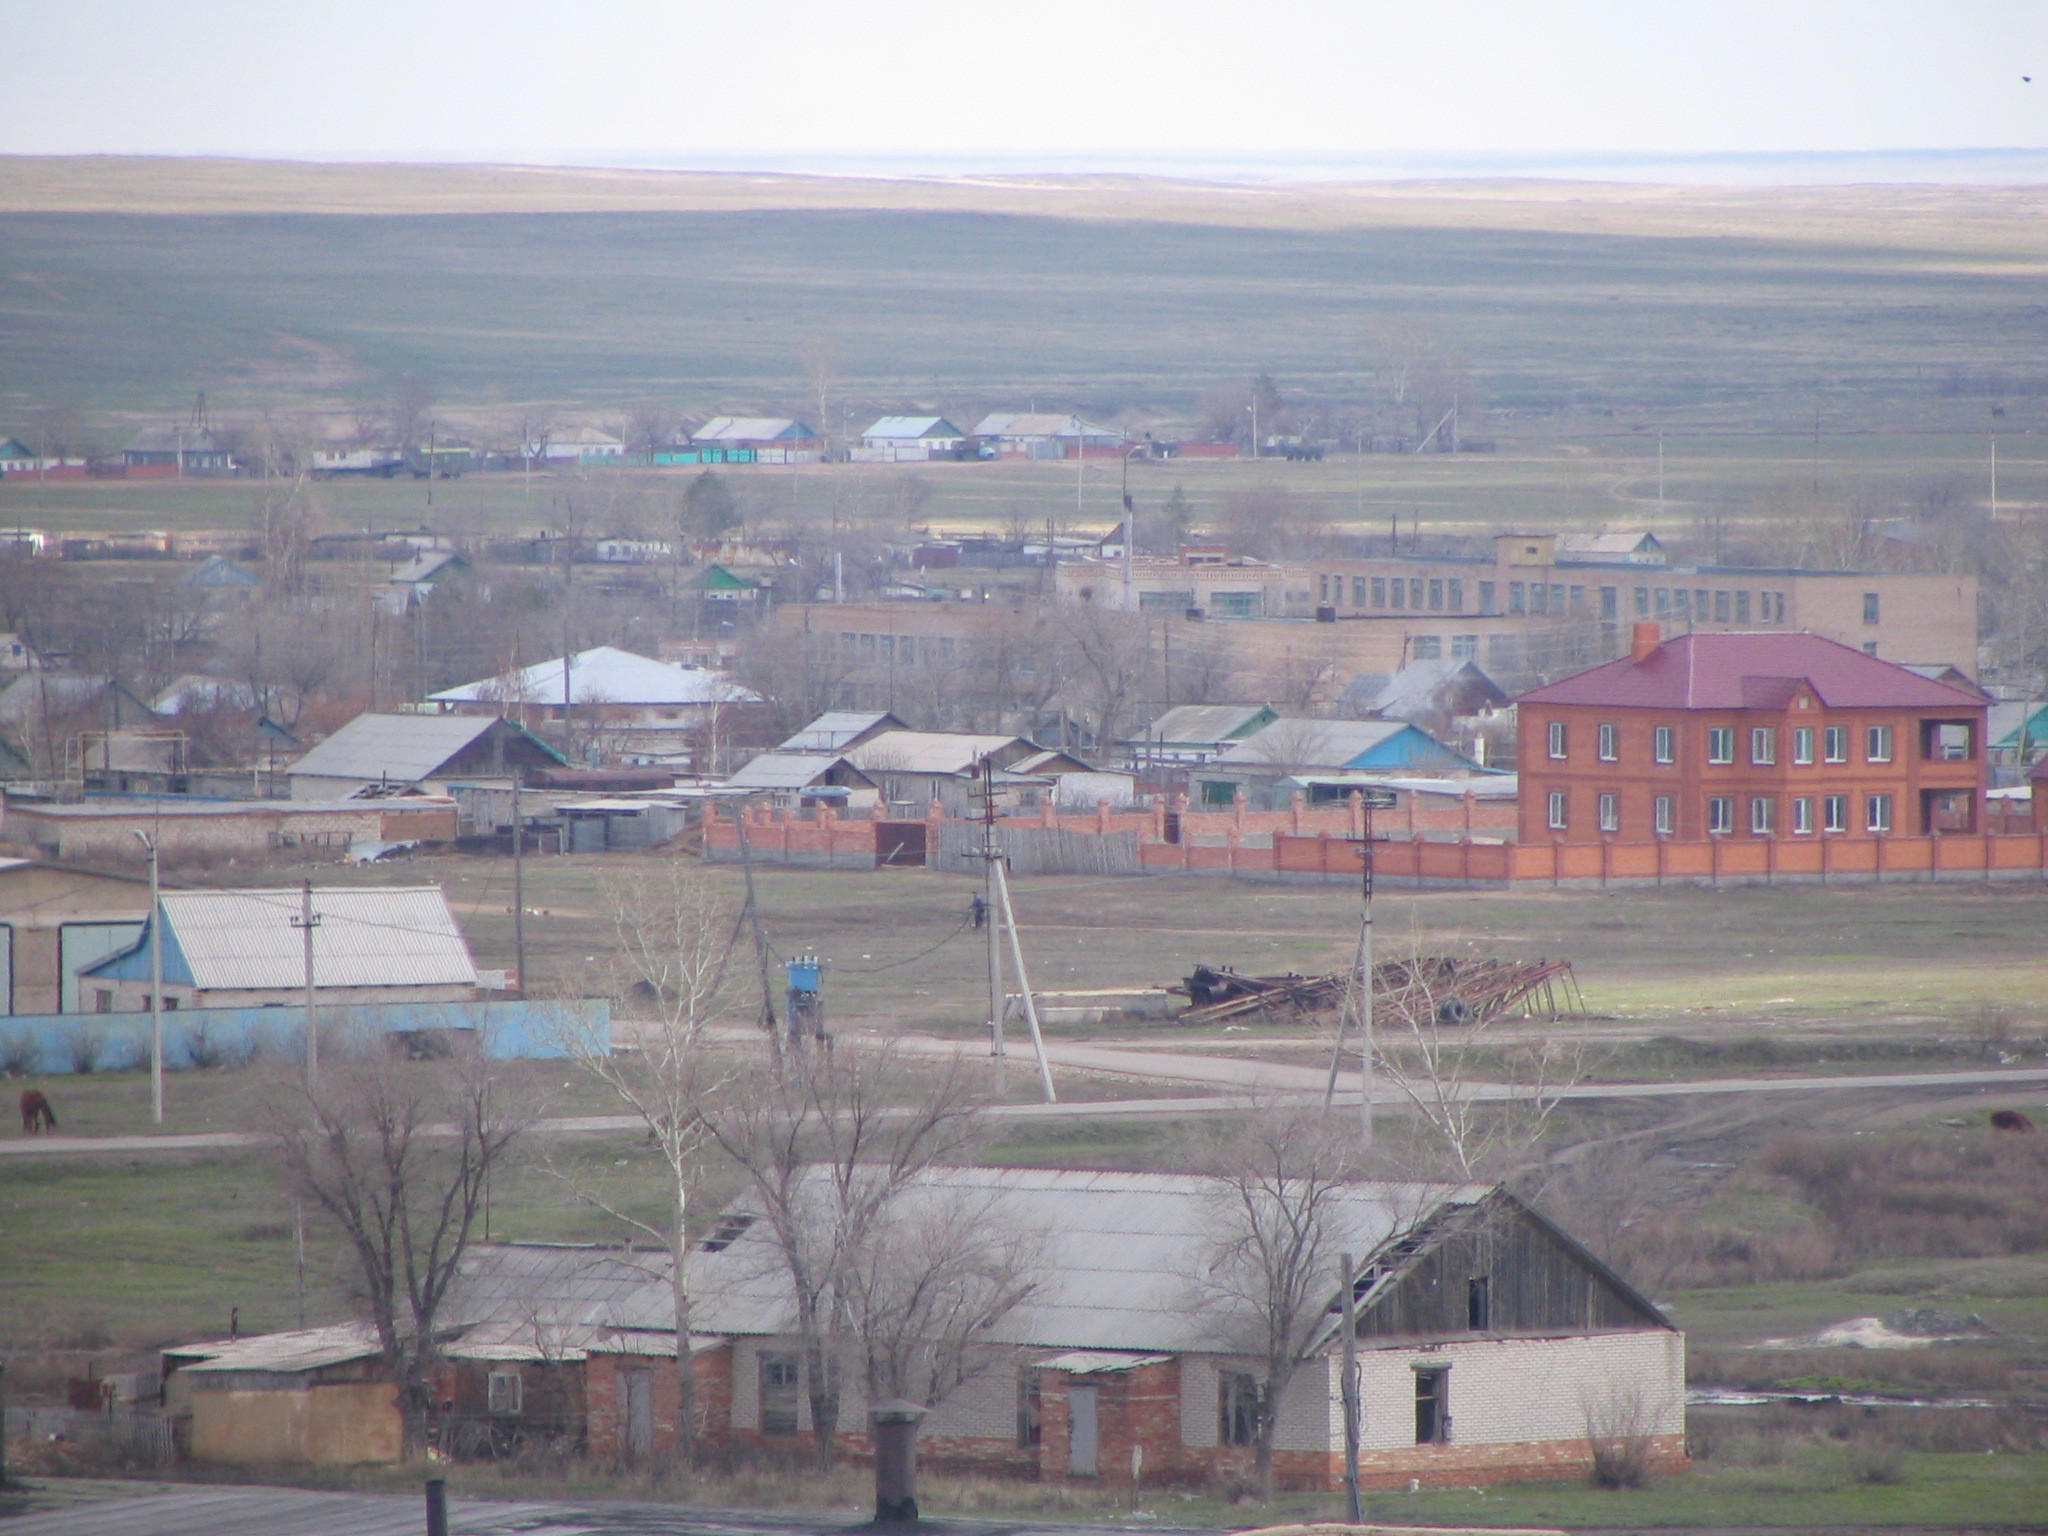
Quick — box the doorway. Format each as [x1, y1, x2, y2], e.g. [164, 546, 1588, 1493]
[618, 1366, 654, 1462]
[1067, 1384, 1099, 1475]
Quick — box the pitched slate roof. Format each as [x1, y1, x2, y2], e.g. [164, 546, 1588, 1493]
[862, 416, 963, 441]
[288, 712, 511, 782]
[847, 730, 1026, 776]
[93, 885, 477, 991]
[726, 751, 870, 790]
[776, 710, 906, 753]
[1214, 718, 1414, 770]
[1140, 704, 1276, 746]
[692, 417, 816, 443]
[1516, 632, 1988, 711]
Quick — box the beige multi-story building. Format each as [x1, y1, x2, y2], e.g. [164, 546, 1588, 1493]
[1057, 532, 1980, 683]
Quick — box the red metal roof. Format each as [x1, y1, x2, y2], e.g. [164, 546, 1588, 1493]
[1516, 632, 1986, 712]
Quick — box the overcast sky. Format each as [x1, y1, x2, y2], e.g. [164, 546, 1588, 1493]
[2, 1, 2043, 179]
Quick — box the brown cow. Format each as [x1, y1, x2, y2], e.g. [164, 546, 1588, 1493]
[1990, 1109, 2036, 1133]
[19, 1089, 57, 1134]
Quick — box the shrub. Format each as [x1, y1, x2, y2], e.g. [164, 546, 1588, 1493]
[64, 1027, 103, 1074]
[1848, 1439, 1906, 1485]
[1584, 1389, 1657, 1489]
[0, 1024, 34, 1076]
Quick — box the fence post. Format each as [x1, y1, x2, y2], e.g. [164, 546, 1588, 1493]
[425, 1478, 448, 1536]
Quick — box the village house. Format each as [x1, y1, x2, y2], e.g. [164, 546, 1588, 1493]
[81, 884, 479, 1013]
[854, 416, 968, 462]
[845, 730, 1093, 815]
[286, 712, 566, 801]
[691, 417, 821, 463]
[165, 1171, 1683, 1487]
[1126, 704, 1281, 771]
[121, 424, 234, 477]
[0, 857, 152, 1013]
[1513, 624, 1988, 846]
[1195, 717, 1481, 810]
[724, 751, 880, 810]
[972, 412, 1125, 458]
[0, 795, 457, 868]
[775, 710, 910, 755]
[429, 647, 763, 765]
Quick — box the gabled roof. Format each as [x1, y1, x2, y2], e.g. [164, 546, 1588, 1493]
[973, 412, 1122, 440]
[725, 751, 873, 790]
[431, 647, 759, 707]
[686, 1167, 1488, 1354]
[861, 416, 964, 441]
[1345, 658, 1509, 722]
[1214, 717, 1418, 771]
[1140, 703, 1278, 746]
[87, 885, 477, 991]
[179, 555, 261, 588]
[152, 674, 260, 715]
[1557, 531, 1666, 563]
[288, 711, 564, 782]
[692, 417, 816, 443]
[776, 710, 908, 754]
[1517, 632, 1990, 711]
[1011, 748, 1101, 775]
[847, 730, 1027, 776]
[125, 426, 227, 454]
[175, 1322, 382, 1376]
[388, 551, 463, 585]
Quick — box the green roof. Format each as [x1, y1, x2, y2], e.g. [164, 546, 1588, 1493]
[696, 563, 759, 591]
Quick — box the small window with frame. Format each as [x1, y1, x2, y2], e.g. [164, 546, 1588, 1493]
[1548, 720, 1568, 760]
[1653, 725, 1674, 765]
[1597, 723, 1618, 762]
[1219, 1370, 1260, 1448]
[1414, 1367, 1449, 1445]
[487, 1369, 523, 1417]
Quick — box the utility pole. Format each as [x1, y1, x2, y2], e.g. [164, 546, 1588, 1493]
[730, 805, 779, 1034]
[1657, 430, 1665, 514]
[990, 851, 1057, 1103]
[1339, 1251, 1363, 1523]
[134, 829, 163, 1125]
[1325, 787, 1393, 1143]
[511, 775, 527, 993]
[979, 759, 1006, 1081]
[1120, 452, 1134, 612]
[293, 880, 321, 1089]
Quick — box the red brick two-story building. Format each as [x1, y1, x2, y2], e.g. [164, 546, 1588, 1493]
[1515, 625, 1986, 847]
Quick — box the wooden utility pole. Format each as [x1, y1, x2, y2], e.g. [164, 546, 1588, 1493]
[1326, 788, 1394, 1143]
[294, 880, 321, 1088]
[135, 828, 163, 1124]
[1340, 1251, 1363, 1522]
[511, 775, 527, 993]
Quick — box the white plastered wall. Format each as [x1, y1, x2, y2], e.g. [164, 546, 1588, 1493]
[1341, 1332, 1685, 1452]
[1181, 1354, 1333, 1452]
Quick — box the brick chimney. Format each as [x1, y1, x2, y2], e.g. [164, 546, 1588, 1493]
[1631, 621, 1662, 664]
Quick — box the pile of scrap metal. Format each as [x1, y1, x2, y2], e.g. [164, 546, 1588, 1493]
[1173, 956, 1580, 1028]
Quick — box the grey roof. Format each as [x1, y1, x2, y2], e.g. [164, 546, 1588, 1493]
[1213, 717, 1411, 771]
[847, 730, 1025, 777]
[388, 551, 462, 585]
[126, 426, 228, 455]
[1140, 704, 1275, 746]
[686, 1166, 1486, 1354]
[776, 710, 904, 753]
[150, 885, 476, 990]
[861, 416, 964, 441]
[176, 1322, 381, 1375]
[692, 416, 815, 443]
[726, 751, 868, 790]
[288, 712, 502, 783]
[431, 647, 758, 707]
[1343, 658, 1508, 722]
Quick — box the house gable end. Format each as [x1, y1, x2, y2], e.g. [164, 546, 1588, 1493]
[1353, 1192, 1668, 1343]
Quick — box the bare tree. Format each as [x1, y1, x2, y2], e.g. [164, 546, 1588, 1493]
[1186, 1106, 1367, 1498]
[261, 1039, 526, 1458]
[696, 1046, 988, 1468]
[624, 403, 680, 459]
[555, 861, 736, 1464]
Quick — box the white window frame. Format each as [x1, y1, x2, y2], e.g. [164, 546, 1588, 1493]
[1653, 795, 1674, 835]
[1598, 792, 1619, 833]
[1547, 790, 1568, 830]
[1822, 794, 1849, 833]
[1750, 727, 1776, 766]
[1597, 723, 1618, 762]
[1866, 724, 1894, 764]
[1867, 793, 1893, 833]
[1750, 796, 1775, 835]
[1823, 725, 1849, 764]
[1653, 725, 1674, 765]
[1792, 727, 1814, 765]
[1707, 727, 1734, 765]
[1707, 796, 1734, 834]
[1547, 721, 1568, 760]
[1792, 797, 1813, 834]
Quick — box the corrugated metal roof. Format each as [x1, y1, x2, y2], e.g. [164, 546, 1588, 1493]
[847, 730, 1025, 776]
[287, 712, 501, 782]
[1036, 1351, 1175, 1374]
[693, 417, 813, 443]
[726, 752, 865, 790]
[776, 711, 902, 753]
[685, 1167, 1486, 1354]
[153, 885, 477, 991]
[1517, 632, 1989, 711]
[431, 647, 758, 708]
[1140, 705, 1274, 746]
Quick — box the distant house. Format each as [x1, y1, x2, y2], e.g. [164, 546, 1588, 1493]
[1197, 717, 1480, 809]
[1341, 658, 1511, 731]
[854, 416, 967, 462]
[0, 796, 457, 867]
[430, 647, 761, 763]
[972, 412, 1125, 459]
[691, 418, 820, 460]
[1989, 700, 2048, 772]
[724, 750, 879, 809]
[0, 858, 152, 1014]
[82, 885, 478, 1012]
[122, 425, 233, 476]
[529, 425, 625, 462]
[179, 555, 261, 592]
[688, 564, 768, 621]
[1556, 530, 1667, 566]
[287, 712, 566, 800]
[386, 550, 465, 593]
[774, 710, 909, 755]
[1127, 704, 1280, 768]
[846, 730, 1091, 814]
[151, 674, 261, 716]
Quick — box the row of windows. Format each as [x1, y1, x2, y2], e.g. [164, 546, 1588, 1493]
[1547, 721, 1957, 766]
[832, 631, 959, 666]
[1547, 790, 1895, 835]
[1313, 573, 1800, 625]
